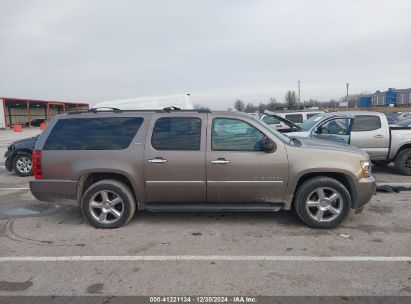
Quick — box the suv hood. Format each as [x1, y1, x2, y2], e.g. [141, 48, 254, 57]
[12, 135, 39, 148]
[295, 137, 368, 157]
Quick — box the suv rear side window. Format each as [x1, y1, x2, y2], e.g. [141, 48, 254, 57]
[352, 116, 381, 132]
[212, 118, 265, 151]
[43, 117, 143, 150]
[151, 117, 201, 150]
[285, 114, 303, 123]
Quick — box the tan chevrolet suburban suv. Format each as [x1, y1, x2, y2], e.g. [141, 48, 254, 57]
[29, 109, 376, 229]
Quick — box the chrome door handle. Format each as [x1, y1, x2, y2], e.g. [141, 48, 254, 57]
[148, 158, 168, 163]
[210, 159, 230, 164]
[374, 135, 383, 138]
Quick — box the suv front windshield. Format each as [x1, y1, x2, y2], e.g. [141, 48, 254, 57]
[251, 116, 291, 144]
[299, 114, 325, 131]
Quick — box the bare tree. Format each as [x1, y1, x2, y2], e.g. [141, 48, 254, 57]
[266, 98, 276, 111]
[244, 103, 257, 113]
[234, 99, 245, 111]
[258, 102, 266, 113]
[338, 91, 370, 108]
[306, 98, 320, 107]
[285, 90, 297, 109]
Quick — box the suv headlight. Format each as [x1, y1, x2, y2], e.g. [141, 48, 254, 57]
[360, 160, 371, 177]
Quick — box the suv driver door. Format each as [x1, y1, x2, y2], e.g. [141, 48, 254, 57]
[206, 114, 288, 203]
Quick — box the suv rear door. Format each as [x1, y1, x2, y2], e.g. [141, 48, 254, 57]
[206, 114, 288, 203]
[144, 113, 207, 202]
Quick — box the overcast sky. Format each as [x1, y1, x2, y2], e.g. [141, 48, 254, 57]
[1, 0, 410, 109]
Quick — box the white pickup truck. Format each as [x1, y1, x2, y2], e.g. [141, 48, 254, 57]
[266, 111, 411, 175]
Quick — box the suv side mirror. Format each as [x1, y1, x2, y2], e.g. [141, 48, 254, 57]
[260, 137, 276, 153]
[316, 126, 322, 134]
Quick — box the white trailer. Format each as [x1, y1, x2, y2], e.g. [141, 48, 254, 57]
[92, 94, 193, 110]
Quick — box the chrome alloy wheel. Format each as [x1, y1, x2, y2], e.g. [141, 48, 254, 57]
[89, 190, 124, 224]
[16, 156, 32, 174]
[305, 187, 343, 223]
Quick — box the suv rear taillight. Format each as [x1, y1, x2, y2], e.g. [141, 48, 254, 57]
[32, 150, 43, 179]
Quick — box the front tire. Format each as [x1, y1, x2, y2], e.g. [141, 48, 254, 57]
[12, 153, 33, 177]
[372, 160, 391, 166]
[293, 177, 351, 228]
[394, 148, 411, 176]
[81, 180, 136, 228]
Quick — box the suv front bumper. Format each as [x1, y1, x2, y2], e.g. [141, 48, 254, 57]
[355, 176, 376, 209]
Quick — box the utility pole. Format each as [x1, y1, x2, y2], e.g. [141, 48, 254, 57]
[297, 80, 301, 104]
[346, 83, 349, 107]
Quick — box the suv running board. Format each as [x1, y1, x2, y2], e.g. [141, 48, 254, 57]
[138, 202, 285, 212]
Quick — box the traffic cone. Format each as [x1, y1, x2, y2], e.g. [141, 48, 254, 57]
[12, 124, 23, 132]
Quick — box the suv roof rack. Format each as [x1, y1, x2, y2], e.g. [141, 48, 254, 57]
[88, 107, 122, 113]
[66, 107, 211, 115]
[160, 106, 181, 113]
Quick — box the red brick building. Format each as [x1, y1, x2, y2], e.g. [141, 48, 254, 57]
[0, 97, 89, 128]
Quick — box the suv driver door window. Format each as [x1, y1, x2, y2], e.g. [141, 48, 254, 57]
[212, 118, 265, 151]
[262, 115, 281, 126]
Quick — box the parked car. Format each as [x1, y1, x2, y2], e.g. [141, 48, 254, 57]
[30, 109, 375, 229]
[4, 135, 39, 176]
[274, 111, 325, 125]
[286, 111, 411, 175]
[392, 118, 411, 127]
[395, 112, 411, 120]
[25, 119, 46, 127]
[384, 113, 398, 125]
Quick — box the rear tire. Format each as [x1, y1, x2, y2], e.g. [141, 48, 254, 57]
[394, 148, 411, 176]
[293, 177, 351, 229]
[81, 179, 136, 228]
[12, 153, 33, 177]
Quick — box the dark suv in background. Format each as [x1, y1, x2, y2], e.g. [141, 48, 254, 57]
[29, 109, 375, 229]
[5, 135, 39, 176]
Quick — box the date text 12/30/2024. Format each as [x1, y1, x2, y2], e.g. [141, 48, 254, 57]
[149, 297, 257, 303]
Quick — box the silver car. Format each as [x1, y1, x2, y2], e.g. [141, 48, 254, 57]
[287, 111, 411, 175]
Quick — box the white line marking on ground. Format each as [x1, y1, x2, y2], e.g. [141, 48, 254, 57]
[0, 187, 30, 190]
[0, 165, 5, 167]
[0, 256, 410, 262]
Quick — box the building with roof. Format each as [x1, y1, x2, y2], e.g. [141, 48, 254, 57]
[369, 88, 411, 107]
[0, 97, 89, 128]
